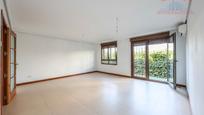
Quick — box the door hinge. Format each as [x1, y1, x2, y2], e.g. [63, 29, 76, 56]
[5, 29, 8, 34]
[4, 96, 7, 100]
[4, 52, 7, 56]
[4, 74, 7, 79]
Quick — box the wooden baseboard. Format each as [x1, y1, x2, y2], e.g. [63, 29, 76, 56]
[17, 71, 186, 88]
[95, 71, 186, 87]
[96, 71, 168, 84]
[176, 84, 186, 88]
[17, 71, 97, 86]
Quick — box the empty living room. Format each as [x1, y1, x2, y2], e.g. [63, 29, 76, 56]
[0, 0, 203, 115]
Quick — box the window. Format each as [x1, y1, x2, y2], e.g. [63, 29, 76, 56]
[101, 41, 117, 65]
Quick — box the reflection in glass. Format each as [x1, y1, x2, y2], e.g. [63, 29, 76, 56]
[167, 43, 174, 83]
[10, 78, 15, 91]
[10, 34, 15, 93]
[109, 47, 117, 60]
[10, 64, 14, 78]
[11, 36, 15, 48]
[109, 47, 117, 64]
[102, 48, 108, 59]
[10, 49, 14, 63]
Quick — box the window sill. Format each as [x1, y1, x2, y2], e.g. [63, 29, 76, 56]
[101, 63, 117, 65]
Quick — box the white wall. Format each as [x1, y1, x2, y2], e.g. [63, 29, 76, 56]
[186, 0, 204, 115]
[0, 0, 9, 27]
[97, 34, 186, 85]
[176, 33, 186, 85]
[17, 32, 97, 83]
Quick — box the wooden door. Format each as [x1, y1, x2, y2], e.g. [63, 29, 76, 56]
[1, 10, 16, 105]
[0, 10, 3, 115]
[3, 29, 16, 105]
[2, 14, 9, 105]
[0, 35, 2, 115]
[0, 29, 2, 115]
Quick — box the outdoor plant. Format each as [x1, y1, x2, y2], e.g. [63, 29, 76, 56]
[134, 51, 173, 78]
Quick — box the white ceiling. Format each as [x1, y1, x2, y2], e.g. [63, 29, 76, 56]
[7, 0, 189, 43]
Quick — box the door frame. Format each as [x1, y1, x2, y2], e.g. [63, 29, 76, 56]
[130, 32, 177, 86]
[1, 10, 17, 105]
[2, 28, 17, 105]
[167, 33, 177, 89]
[0, 9, 5, 115]
[1, 10, 9, 105]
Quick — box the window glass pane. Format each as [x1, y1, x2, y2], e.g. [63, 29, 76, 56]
[149, 43, 168, 82]
[109, 61, 117, 65]
[102, 60, 109, 64]
[134, 44, 146, 78]
[109, 47, 117, 60]
[167, 43, 174, 83]
[108, 48, 111, 60]
[102, 48, 108, 59]
[10, 49, 14, 63]
[10, 64, 14, 77]
[11, 35, 15, 48]
[10, 78, 15, 92]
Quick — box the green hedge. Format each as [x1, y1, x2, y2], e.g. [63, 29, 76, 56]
[134, 51, 173, 78]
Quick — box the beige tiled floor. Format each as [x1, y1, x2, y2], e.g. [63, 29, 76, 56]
[3, 73, 192, 115]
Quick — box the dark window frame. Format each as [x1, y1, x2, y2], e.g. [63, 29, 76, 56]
[101, 41, 117, 65]
[129, 31, 177, 88]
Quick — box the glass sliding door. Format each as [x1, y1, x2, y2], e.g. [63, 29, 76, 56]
[167, 43, 174, 83]
[133, 42, 147, 78]
[167, 34, 176, 89]
[131, 32, 176, 88]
